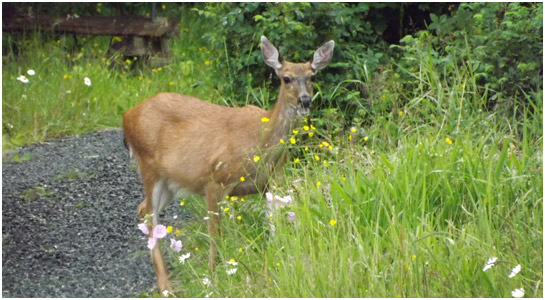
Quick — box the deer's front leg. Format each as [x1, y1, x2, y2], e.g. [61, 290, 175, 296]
[205, 182, 223, 270]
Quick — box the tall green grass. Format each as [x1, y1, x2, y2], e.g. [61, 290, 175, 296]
[157, 58, 542, 297]
[2, 7, 542, 298]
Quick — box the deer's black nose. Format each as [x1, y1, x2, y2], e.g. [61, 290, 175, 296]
[298, 95, 311, 108]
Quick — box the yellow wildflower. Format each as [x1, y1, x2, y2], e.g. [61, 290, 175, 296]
[329, 219, 337, 226]
[240, 176, 245, 182]
[364, 136, 369, 142]
[280, 138, 285, 144]
[316, 181, 321, 188]
[303, 125, 310, 131]
[292, 130, 299, 134]
[310, 125, 316, 130]
[261, 117, 270, 123]
[294, 158, 300, 163]
[323, 161, 329, 167]
[167, 226, 173, 233]
[290, 137, 296, 144]
[230, 196, 239, 201]
[204, 60, 211, 65]
[399, 110, 404, 116]
[238, 247, 243, 252]
[314, 154, 320, 161]
[253, 156, 260, 162]
[237, 216, 242, 221]
[180, 200, 185, 206]
[350, 127, 357, 133]
[224, 207, 229, 212]
[445, 137, 453, 145]
[308, 132, 314, 137]
[348, 134, 353, 141]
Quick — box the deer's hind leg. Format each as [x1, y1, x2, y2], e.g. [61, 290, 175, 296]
[137, 169, 175, 292]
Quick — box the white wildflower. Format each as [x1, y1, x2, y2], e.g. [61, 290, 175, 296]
[162, 290, 169, 297]
[508, 264, 521, 278]
[202, 277, 211, 286]
[84, 77, 92, 86]
[179, 252, 191, 264]
[226, 268, 238, 275]
[27, 69, 35, 76]
[226, 260, 238, 266]
[17, 75, 29, 83]
[511, 288, 524, 298]
[483, 257, 497, 271]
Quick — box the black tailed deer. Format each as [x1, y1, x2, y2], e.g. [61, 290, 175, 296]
[122, 36, 334, 292]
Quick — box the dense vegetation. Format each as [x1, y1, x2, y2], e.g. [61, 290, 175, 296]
[2, 3, 542, 298]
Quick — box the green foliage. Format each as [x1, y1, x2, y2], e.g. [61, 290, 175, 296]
[191, 3, 445, 126]
[394, 2, 543, 111]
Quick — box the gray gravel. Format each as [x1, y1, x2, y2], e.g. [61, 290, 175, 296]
[2, 129, 183, 297]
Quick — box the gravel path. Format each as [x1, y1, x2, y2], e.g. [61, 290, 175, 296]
[2, 129, 182, 297]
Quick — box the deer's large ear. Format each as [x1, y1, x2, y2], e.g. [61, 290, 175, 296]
[261, 36, 282, 73]
[311, 40, 335, 71]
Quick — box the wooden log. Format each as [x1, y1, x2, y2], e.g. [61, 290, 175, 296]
[2, 14, 178, 38]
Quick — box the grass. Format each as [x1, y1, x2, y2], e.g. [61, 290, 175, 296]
[2, 8, 218, 152]
[162, 94, 542, 298]
[3, 7, 542, 299]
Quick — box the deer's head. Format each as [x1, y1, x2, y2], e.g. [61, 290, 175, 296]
[261, 36, 335, 116]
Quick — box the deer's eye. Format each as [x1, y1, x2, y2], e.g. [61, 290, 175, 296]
[310, 75, 316, 82]
[283, 77, 292, 84]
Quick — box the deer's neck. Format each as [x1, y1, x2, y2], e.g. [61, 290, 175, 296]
[262, 91, 299, 149]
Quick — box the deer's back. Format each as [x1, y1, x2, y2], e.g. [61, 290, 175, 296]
[122, 93, 267, 195]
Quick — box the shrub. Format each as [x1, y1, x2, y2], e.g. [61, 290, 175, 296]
[191, 3, 455, 127]
[394, 2, 543, 111]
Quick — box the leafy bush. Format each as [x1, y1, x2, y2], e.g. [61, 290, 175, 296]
[394, 2, 543, 110]
[191, 3, 455, 126]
